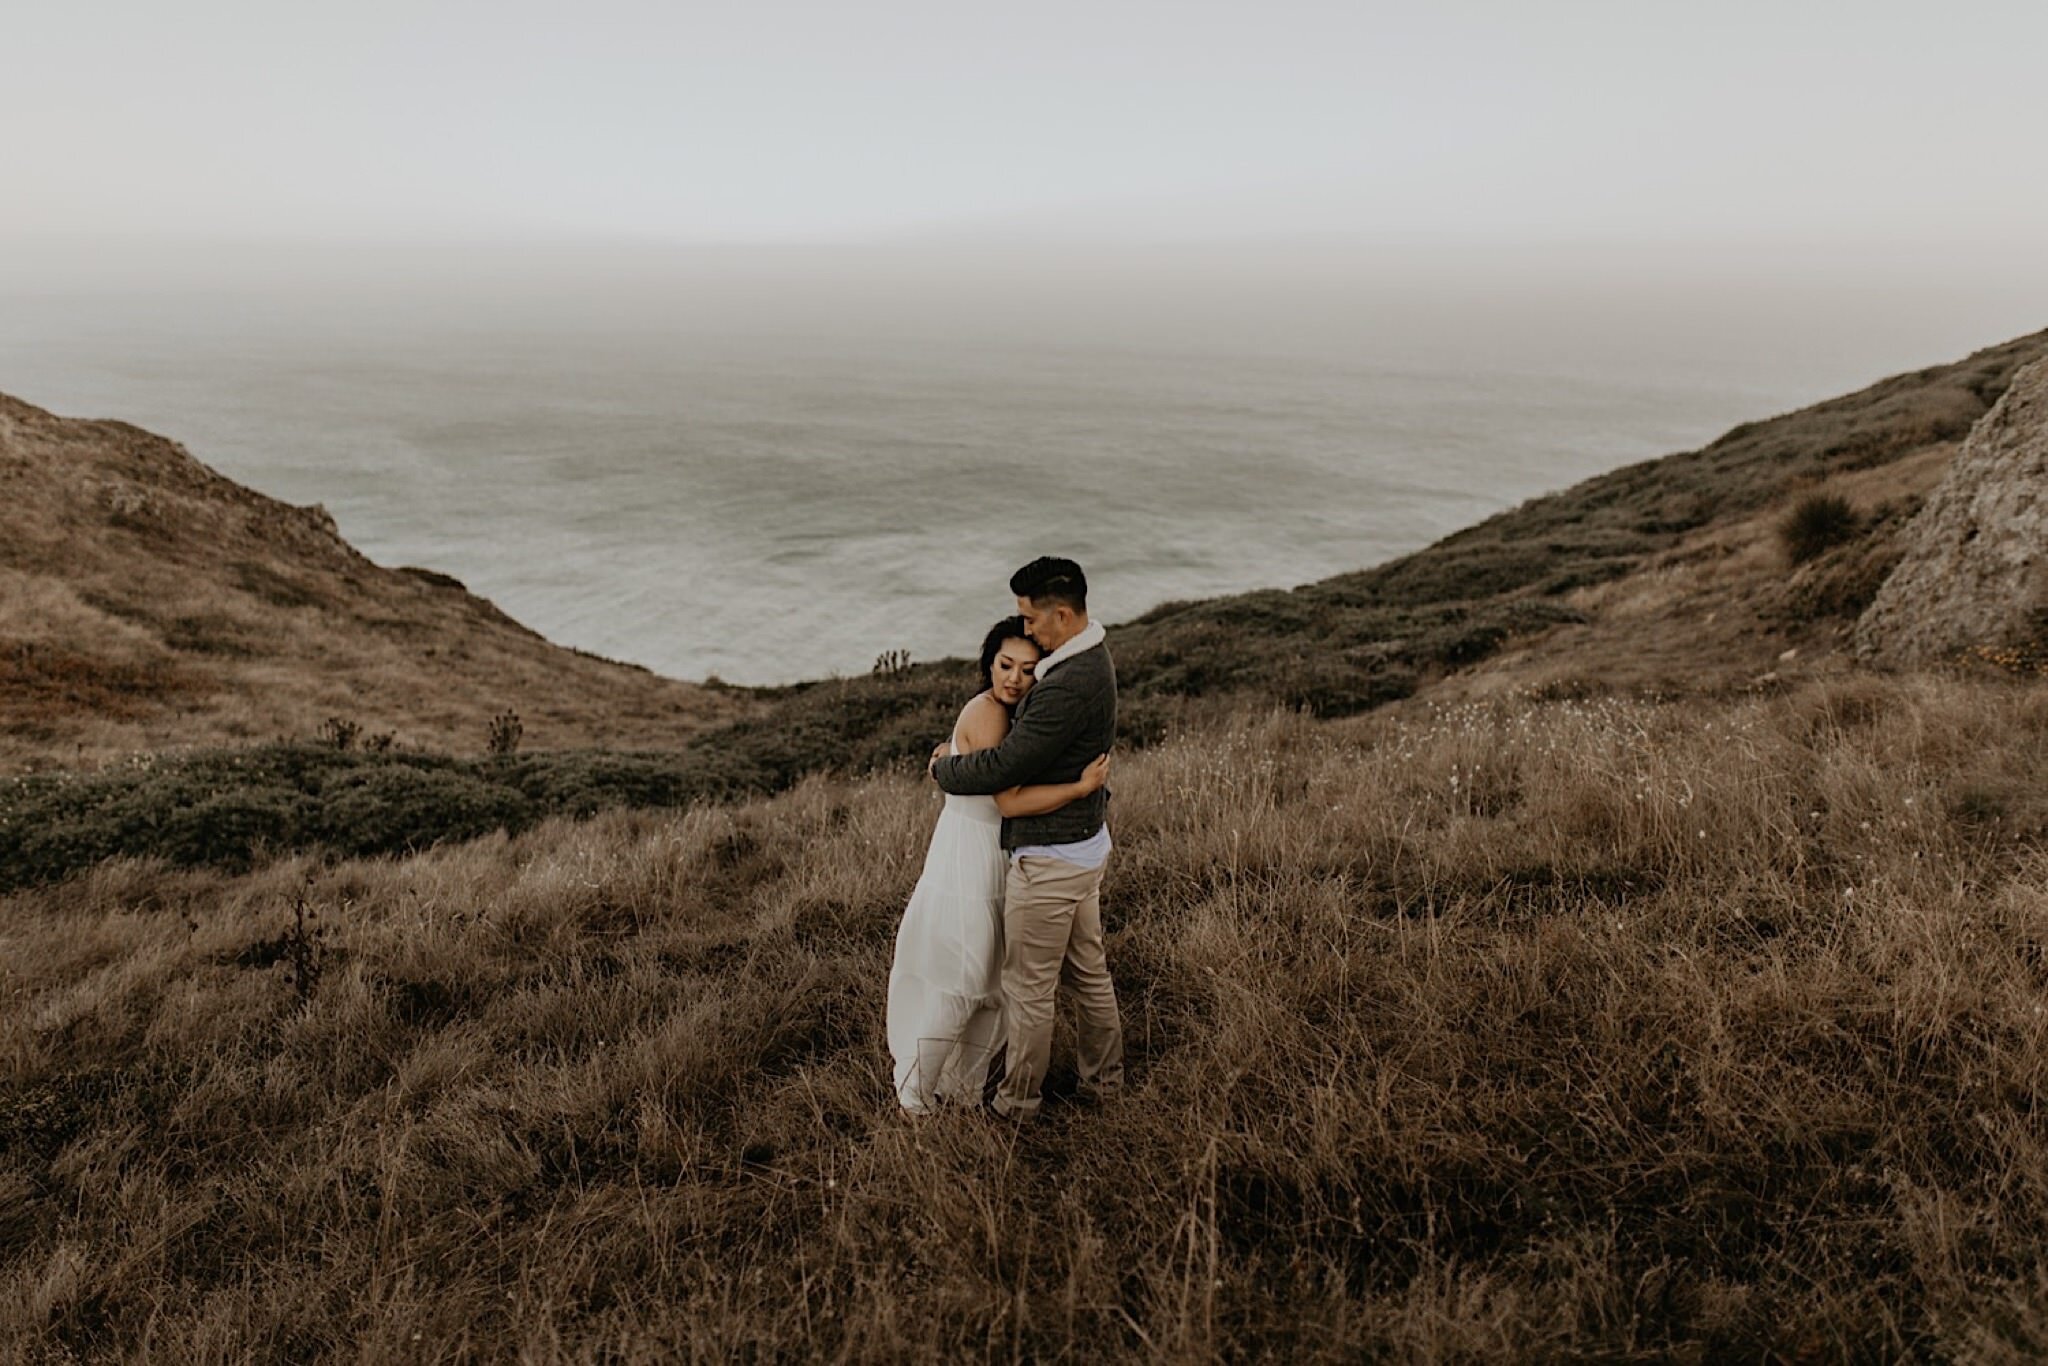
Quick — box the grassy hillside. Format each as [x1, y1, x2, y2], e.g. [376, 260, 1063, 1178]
[4, 672, 2046, 1358]
[6, 329, 2043, 788]
[1096, 328, 2041, 693]
[612, 328, 2048, 783]
[0, 393, 751, 770]
[7, 331, 2045, 892]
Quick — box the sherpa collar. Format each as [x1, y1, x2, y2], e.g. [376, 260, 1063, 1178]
[1033, 619, 1106, 679]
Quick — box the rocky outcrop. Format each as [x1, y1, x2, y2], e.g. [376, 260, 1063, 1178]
[1855, 359, 2048, 667]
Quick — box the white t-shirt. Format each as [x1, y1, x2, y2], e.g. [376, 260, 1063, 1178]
[1014, 821, 1111, 870]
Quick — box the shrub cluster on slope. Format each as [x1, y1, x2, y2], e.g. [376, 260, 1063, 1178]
[4, 674, 2046, 1358]
[0, 746, 762, 892]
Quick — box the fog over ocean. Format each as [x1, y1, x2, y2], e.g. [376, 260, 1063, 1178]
[4, 246, 2034, 684]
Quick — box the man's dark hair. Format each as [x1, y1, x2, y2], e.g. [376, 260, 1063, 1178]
[978, 615, 1039, 701]
[1010, 556, 1088, 612]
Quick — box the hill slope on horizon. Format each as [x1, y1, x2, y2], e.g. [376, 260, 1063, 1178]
[1122, 327, 2048, 702]
[5, 324, 2045, 782]
[667, 326, 2048, 789]
[0, 393, 751, 769]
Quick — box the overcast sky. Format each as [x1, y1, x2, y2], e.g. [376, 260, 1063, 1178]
[7, 0, 2046, 252]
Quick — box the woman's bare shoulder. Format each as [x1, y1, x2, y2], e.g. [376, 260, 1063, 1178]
[952, 692, 1009, 752]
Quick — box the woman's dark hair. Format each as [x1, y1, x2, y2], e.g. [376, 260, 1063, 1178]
[978, 615, 1040, 700]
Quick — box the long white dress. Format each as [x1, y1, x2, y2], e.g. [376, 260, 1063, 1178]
[886, 717, 1008, 1113]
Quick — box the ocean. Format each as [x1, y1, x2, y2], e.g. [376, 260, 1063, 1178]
[3, 245, 2032, 683]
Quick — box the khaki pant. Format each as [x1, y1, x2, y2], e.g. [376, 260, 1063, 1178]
[994, 854, 1124, 1117]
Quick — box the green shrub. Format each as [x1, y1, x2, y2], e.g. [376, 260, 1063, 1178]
[312, 766, 532, 858]
[486, 710, 523, 757]
[1278, 660, 1417, 718]
[1779, 494, 1861, 564]
[318, 717, 360, 751]
[509, 751, 743, 817]
[0, 747, 695, 890]
[156, 787, 314, 871]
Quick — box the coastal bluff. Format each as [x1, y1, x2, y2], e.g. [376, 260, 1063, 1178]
[6, 327, 2047, 775]
[1855, 358, 2048, 668]
[0, 392, 749, 768]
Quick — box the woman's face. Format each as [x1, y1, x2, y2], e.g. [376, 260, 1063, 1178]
[989, 638, 1040, 706]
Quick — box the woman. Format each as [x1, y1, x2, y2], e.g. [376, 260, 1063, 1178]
[886, 616, 1110, 1114]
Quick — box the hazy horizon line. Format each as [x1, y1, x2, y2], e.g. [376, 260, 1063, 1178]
[10, 228, 2048, 298]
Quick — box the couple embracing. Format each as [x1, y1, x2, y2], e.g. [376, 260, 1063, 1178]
[885, 556, 1124, 1120]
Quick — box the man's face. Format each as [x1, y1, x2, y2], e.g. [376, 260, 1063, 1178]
[1016, 595, 1074, 652]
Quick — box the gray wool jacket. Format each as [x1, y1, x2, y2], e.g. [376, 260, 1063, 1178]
[931, 638, 1116, 851]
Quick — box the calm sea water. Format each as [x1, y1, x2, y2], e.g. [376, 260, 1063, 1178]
[2, 253, 2026, 683]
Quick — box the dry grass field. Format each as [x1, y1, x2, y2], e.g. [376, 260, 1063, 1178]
[8, 332, 2048, 1360]
[5, 668, 2046, 1361]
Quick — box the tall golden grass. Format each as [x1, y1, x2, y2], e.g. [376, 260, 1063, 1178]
[3, 671, 2046, 1360]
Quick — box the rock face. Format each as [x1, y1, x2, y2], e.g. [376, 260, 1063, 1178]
[1855, 358, 2048, 667]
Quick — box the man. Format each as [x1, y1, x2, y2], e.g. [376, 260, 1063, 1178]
[929, 556, 1124, 1119]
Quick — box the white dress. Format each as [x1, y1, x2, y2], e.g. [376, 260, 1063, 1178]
[886, 717, 1008, 1113]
